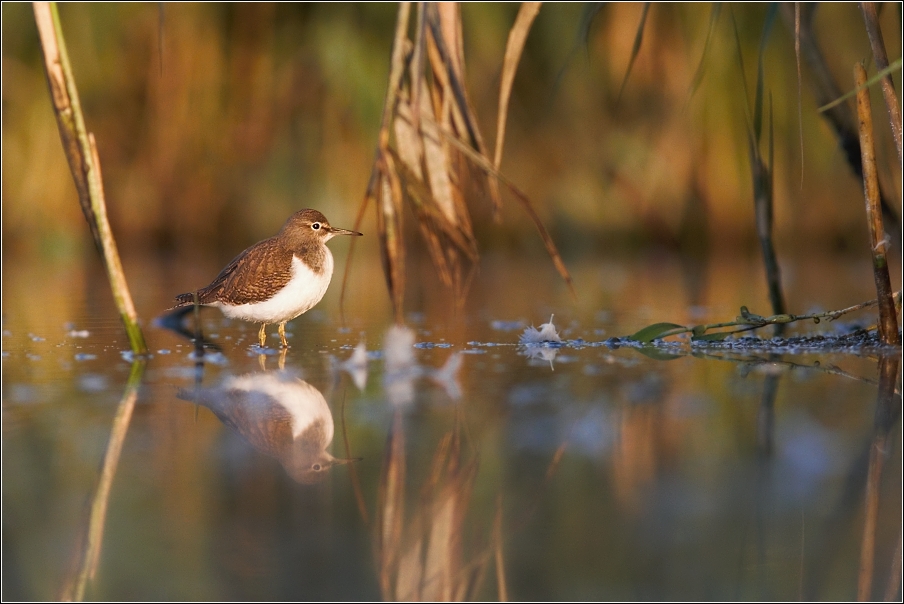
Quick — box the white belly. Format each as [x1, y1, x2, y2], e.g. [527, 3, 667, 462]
[216, 252, 334, 324]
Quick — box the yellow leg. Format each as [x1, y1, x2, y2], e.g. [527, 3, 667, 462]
[278, 322, 288, 348]
[258, 324, 267, 348]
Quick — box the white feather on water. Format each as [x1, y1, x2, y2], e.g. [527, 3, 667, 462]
[519, 315, 562, 344]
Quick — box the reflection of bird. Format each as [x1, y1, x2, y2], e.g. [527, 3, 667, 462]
[170, 209, 362, 348]
[178, 372, 359, 484]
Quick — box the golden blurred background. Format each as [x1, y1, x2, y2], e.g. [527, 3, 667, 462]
[2, 3, 901, 263]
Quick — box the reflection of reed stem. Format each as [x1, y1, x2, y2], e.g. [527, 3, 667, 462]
[858, 353, 900, 601]
[493, 494, 508, 602]
[63, 360, 146, 601]
[858, 436, 884, 601]
[33, 2, 147, 355]
[886, 531, 903, 601]
[854, 63, 900, 347]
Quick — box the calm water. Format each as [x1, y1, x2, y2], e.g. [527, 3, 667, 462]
[2, 251, 901, 601]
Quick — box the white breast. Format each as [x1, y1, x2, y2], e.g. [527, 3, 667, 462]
[217, 251, 334, 324]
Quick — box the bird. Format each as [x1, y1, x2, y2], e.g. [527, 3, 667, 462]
[177, 372, 360, 484]
[170, 209, 362, 348]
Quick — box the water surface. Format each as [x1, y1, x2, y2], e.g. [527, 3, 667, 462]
[2, 252, 900, 601]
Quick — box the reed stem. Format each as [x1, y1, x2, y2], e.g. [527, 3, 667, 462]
[859, 2, 903, 165]
[854, 62, 900, 346]
[33, 2, 147, 355]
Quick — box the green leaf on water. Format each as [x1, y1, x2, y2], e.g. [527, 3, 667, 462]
[629, 322, 686, 343]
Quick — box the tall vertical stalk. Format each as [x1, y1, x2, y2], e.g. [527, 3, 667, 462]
[33, 2, 147, 355]
[854, 62, 900, 347]
[859, 2, 903, 164]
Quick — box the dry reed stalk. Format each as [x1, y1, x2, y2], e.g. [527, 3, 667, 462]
[33, 2, 147, 355]
[854, 62, 900, 347]
[859, 2, 903, 165]
[495, 2, 541, 170]
[346, 2, 573, 318]
[780, 4, 901, 247]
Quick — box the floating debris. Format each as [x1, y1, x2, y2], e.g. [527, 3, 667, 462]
[413, 341, 454, 349]
[520, 315, 562, 344]
[67, 329, 90, 338]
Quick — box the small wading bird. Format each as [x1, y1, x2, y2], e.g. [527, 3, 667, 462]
[170, 209, 362, 348]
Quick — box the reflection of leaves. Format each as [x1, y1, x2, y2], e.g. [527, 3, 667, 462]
[378, 424, 485, 601]
[632, 346, 684, 361]
[691, 331, 729, 342]
[629, 322, 686, 343]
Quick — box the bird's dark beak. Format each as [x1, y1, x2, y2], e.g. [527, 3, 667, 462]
[328, 226, 363, 237]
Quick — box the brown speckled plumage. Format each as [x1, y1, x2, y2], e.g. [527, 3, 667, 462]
[169, 209, 362, 348]
[173, 210, 330, 308]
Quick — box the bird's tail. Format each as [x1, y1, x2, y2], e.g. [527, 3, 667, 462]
[170, 291, 200, 310]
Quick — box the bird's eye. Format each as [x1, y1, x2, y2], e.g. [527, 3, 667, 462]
[311, 222, 321, 230]
[312, 463, 322, 471]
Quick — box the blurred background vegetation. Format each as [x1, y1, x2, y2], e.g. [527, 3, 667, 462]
[2, 3, 901, 265]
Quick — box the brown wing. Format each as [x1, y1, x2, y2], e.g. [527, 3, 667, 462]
[172, 237, 293, 307]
